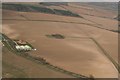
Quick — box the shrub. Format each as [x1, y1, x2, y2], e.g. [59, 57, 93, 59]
[46, 34, 65, 39]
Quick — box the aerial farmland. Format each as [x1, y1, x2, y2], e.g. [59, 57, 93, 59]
[2, 2, 119, 78]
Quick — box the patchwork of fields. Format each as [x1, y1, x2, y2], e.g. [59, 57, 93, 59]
[2, 2, 118, 78]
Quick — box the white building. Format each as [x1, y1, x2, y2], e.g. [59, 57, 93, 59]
[15, 45, 33, 51]
[14, 40, 36, 52]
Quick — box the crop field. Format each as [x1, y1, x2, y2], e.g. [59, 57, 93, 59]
[2, 2, 118, 78]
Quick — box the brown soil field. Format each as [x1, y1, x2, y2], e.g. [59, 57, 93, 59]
[2, 3, 118, 78]
[81, 14, 118, 31]
[3, 10, 26, 20]
[65, 3, 117, 18]
[3, 10, 94, 25]
[3, 47, 73, 78]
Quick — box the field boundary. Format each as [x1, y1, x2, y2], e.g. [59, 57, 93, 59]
[90, 37, 119, 73]
[2, 33, 94, 79]
[2, 18, 118, 33]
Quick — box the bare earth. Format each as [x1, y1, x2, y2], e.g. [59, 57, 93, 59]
[2, 3, 118, 78]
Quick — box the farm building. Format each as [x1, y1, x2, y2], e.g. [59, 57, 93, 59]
[13, 40, 36, 52]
